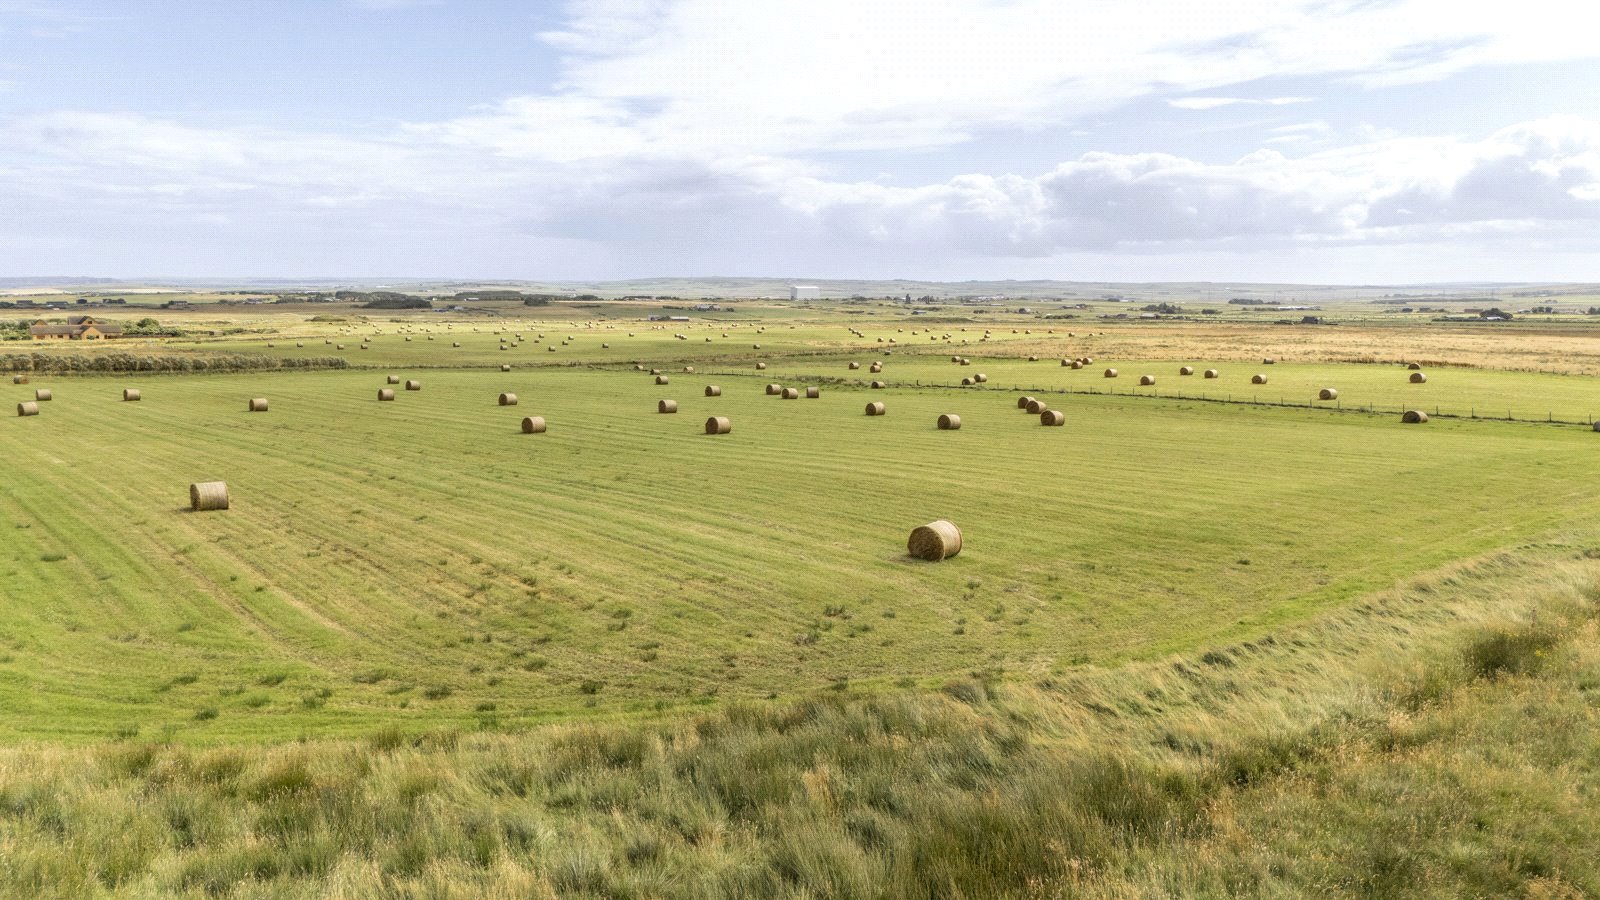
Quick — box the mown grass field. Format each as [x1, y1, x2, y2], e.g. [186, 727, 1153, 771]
[4, 357, 1599, 743]
[5, 302, 1600, 896]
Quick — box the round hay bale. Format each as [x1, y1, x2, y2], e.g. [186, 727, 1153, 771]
[1139, 375, 1155, 386]
[405, 380, 421, 391]
[1070, 360, 1084, 369]
[869, 362, 883, 373]
[521, 416, 547, 434]
[871, 380, 886, 389]
[974, 373, 988, 383]
[1179, 366, 1194, 376]
[865, 401, 886, 416]
[122, 389, 141, 402]
[753, 343, 761, 349]
[959, 358, 971, 366]
[655, 375, 670, 385]
[1318, 388, 1338, 400]
[498, 393, 518, 406]
[1251, 374, 1268, 385]
[602, 343, 610, 348]
[683, 366, 695, 374]
[950, 355, 961, 363]
[248, 398, 268, 412]
[16, 401, 38, 417]
[190, 481, 230, 512]
[547, 346, 556, 352]
[1204, 369, 1219, 378]
[1025, 398, 1049, 415]
[296, 342, 304, 348]
[1263, 357, 1276, 365]
[1028, 355, 1039, 362]
[1407, 362, 1422, 371]
[1402, 409, 1429, 424]
[378, 388, 395, 401]
[1410, 372, 1427, 383]
[1040, 409, 1065, 426]
[937, 413, 961, 430]
[501, 364, 511, 372]
[658, 399, 678, 414]
[961, 377, 974, 386]
[650, 368, 662, 375]
[1593, 420, 1600, 433]
[1017, 396, 1037, 410]
[453, 342, 461, 347]
[336, 344, 345, 350]
[1060, 359, 1071, 367]
[766, 383, 782, 395]
[386, 375, 401, 384]
[12, 375, 28, 384]
[34, 389, 52, 402]
[1103, 368, 1118, 378]
[848, 362, 860, 370]
[806, 387, 820, 398]
[781, 388, 800, 400]
[907, 520, 962, 561]
[705, 415, 732, 435]
[704, 385, 721, 397]
[755, 362, 767, 370]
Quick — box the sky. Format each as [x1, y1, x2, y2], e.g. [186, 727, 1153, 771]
[2, 0, 1599, 283]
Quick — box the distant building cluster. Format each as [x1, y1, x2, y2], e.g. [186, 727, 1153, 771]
[790, 285, 820, 301]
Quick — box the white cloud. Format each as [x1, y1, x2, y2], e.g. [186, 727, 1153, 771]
[1168, 97, 1314, 110]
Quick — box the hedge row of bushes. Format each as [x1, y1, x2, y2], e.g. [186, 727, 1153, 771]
[0, 353, 348, 373]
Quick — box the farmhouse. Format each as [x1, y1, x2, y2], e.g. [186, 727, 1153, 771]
[28, 315, 124, 341]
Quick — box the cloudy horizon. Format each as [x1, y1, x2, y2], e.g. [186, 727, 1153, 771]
[3, 0, 1599, 283]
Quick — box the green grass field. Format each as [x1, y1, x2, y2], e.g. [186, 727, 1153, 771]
[7, 305, 1600, 896]
[5, 361, 1599, 743]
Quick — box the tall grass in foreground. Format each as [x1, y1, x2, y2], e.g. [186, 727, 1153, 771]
[2, 545, 1598, 898]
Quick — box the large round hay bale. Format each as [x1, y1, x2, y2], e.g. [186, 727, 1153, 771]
[907, 520, 962, 561]
[753, 343, 761, 349]
[658, 399, 678, 413]
[336, 344, 345, 350]
[34, 389, 52, 402]
[122, 389, 141, 402]
[848, 362, 860, 370]
[766, 383, 782, 395]
[1318, 388, 1338, 400]
[12, 374, 28, 384]
[1139, 375, 1155, 386]
[1179, 366, 1194, 376]
[683, 366, 695, 374]
[1204, 369, 1219, 378]
[1028, 355, 1039, 362]
[405, 380, 421, 391]
[1040, 409, 1065, 426]
[974, 373, 988, 383]
[1402, 409, 1429, 424]
[1025, 398, 1049, 414]
[937, 413, 961, 430]
[871, 380, 886, 389]
[755, 362, 767, 370]
[1071, 360, 1084, 370]
[1407, 362, 1422, 371]
[961, 377, 974, 386]
[951, 355, 961, 363]
[1410, 372, 1427, 383]
[655, 375, 670, 385]
[959, 358, 971, 366]
[869, 362, 883, 373]
[704, 385, 721, 397]
[705, 415, 732, 435]
[378, 388, 395, 401]
[498, 393, 518, 406]
[521, 416, 546, 434]
[1103, 368, 1118, 378]
[1251, 374, 1268, 385]
[501, 364, 511, 372]
[602, 343, 609, 348]
[452, 342, 461, 347]
[805, 387, 820, 398]
[865, 401, 886, 416]
[781, 388, 800, 400]
[296, 342, 304, 348]
[547, 345, 556, 352]
[387, 375, 401, 384]
[650, 368, 662, 375]
[1263, 357, 1276, 365]
[1017, 396, 1036, 409]
[16, 401, 38, 417]
[1593, 420, 1600, 433]
[189, 481, 230, 511]
[248, 398, 268, 412]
